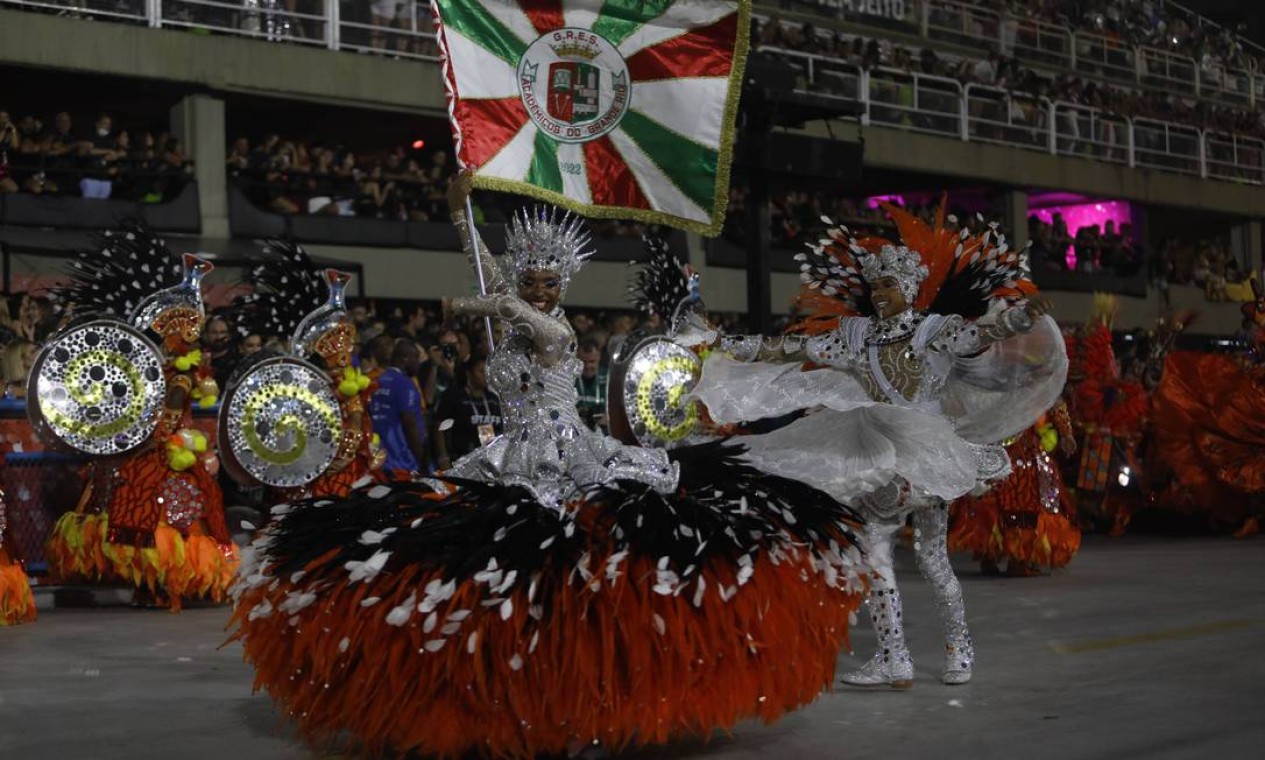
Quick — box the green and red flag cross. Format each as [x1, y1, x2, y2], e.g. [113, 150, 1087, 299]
[432, 0, 752, 236]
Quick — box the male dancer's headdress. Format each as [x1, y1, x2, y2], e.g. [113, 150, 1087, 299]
[792, 196, 1037, 334]
[501, 205, 593, 293]
[230, 240, 354, 367]
[57, 219, 211, 347]
[628, 235, 702, 333]
[857, 245, 929, 304]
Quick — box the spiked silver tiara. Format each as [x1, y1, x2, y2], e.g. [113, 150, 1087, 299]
[859, 244, 929, 303]
[500, 206, 593, 293]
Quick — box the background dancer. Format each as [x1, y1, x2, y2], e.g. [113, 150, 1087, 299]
[224, 242, 383, 501]
[0, 486, 36, 625]
[949, 400, 1080, 575]
[42, 222, 237, 610]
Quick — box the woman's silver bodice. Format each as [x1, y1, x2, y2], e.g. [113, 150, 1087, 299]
[447, 300, 678, 509]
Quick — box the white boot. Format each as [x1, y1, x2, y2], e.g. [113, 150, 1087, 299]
[840, 583, 915, 689]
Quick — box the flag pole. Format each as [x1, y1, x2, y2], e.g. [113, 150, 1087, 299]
[433, 2, 494, 352]
[464, 194, 496, 353]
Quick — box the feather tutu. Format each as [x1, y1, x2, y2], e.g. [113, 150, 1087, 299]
[230, 441, 866, 759]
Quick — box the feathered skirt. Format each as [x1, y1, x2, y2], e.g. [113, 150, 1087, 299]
[229, 442, 865, 759]
[46, 450, 239, 606]
[948, 428, 1080, 569]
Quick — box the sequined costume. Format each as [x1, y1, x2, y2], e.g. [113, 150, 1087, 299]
[229, 206, 866, 759]
[948, 401, 1081, 573]
[1, 486, 36, 625]
[41, 222, 238, 609]
[443, 211, 678, 505]
[693, 204, 1067, 688]
[224, 245, 383, 501]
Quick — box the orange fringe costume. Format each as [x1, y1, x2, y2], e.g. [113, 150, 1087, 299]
[46, 358, 240, 609]
[1150, 351, 1265, 530]
[949, 402, 1081, 572]
[1, 486, 37, 625]
[44, 461, 119, 584]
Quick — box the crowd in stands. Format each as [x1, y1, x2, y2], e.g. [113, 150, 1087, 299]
[225, 132, 653, 237]
[756, 8, 1265, 142]
[0, 109, 189, 200]
[982, 0, 1262, 74]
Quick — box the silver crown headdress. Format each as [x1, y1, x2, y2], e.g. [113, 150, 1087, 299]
[859, 244, 929, 303]
[500, 206, 593, 292]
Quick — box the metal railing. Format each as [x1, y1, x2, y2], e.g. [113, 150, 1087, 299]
[1, 0, 146, 21]
[866, 65, 964, 138]
[763, 46, 1263, 186]
[1132, 117, 1202, 176]
[4, 0, 1259, 102]
[1011, 16, 1073, 70]
[916, 0, 1259, 107]
[1138, 46, 1199, 97]
[1051, 101, 1131, 166]
[1072, 30, 1138, 84]
[923, 0, 999, 51]
[763, 48, 863, 102]
[0, 0, 441, 61]
[964, 84, 1046, 151]
[1204, 132, 1265, 184]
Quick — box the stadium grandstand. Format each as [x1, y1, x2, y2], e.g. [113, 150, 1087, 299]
[0, 0, 1259, 336]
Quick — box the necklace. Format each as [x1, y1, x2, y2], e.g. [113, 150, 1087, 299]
[866, 310, 923, 346]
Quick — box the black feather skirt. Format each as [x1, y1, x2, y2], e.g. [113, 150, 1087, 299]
[229, 441, 866, 759]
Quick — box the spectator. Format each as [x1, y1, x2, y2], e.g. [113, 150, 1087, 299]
[202, 316, 239, 390]
[17, 295, 58, 343]
[0, 110, 18, 195]
[433, 351, 502, 470]
[574, 337, 609, 434]
[422, 327, 460, 408]
[370, 338, 430, 479]
[226, 137, 251, 175]
[240, 333, 263, 356]
[360, 333, 395, 381]
[80, 113, 121, 199]
[2, 338, 36, 400]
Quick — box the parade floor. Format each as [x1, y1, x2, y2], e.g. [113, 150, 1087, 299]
[2, 536, 1262, 760]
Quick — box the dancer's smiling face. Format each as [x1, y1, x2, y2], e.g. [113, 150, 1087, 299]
[518, 269, 562, 313]
[869, 276, 908, 319]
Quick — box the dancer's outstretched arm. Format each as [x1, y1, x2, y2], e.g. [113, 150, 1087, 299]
[930, 297, 1051, 357]
[447, 170, 506, 295]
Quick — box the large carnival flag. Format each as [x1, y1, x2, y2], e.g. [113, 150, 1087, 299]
[433, 0, 751, 235]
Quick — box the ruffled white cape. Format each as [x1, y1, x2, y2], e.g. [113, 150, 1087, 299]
[692, 316, 1067, 505]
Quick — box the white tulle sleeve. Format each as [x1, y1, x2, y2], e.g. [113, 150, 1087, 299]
[938, 315, 1069, 444]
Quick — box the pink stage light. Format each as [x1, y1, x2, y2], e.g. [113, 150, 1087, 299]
[1031, 200, 1133, 270]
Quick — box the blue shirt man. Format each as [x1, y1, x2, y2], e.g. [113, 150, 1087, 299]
[369, 339, 430, 478]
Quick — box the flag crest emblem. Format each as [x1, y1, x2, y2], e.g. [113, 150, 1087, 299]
[434, 0, 752, 235]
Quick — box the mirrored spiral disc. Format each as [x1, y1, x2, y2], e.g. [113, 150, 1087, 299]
[27, 320, 167, 456]
[218, 357, 341, 488]
[607, 336, 701, 449]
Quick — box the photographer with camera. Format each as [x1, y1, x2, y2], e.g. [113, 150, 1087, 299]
[421, 327, 461, 409]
